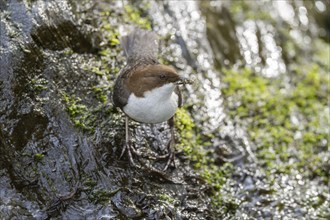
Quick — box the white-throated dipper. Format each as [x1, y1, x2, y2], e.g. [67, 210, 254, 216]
[113, 29, 193, 170]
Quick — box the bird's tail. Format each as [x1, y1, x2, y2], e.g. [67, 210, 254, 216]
[120, 28, 159, 63]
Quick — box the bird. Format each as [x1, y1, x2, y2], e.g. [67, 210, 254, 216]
[113, 29, 193, 170]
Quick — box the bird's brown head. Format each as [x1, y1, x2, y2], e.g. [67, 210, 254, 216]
[124, 64, 192, 97]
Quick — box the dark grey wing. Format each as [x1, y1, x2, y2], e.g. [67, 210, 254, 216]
[113, 72, 130, 109]
[120, 29, 159, 64]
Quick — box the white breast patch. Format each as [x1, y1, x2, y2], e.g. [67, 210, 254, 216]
[123, 83, 179, 124]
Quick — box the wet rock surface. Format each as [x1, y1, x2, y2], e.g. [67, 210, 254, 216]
[0, 0, 211, 219]
[1, 0, 329, 219]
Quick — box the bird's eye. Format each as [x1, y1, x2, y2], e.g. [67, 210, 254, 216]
[159, 74, 166, 79]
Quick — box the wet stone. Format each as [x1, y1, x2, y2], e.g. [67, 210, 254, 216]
[0, 0, 329, 219]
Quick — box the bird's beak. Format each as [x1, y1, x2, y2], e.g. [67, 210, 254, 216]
[176, 76, 194, 85]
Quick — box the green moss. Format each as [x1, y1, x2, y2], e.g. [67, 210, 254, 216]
[175, 108, 206, 165]
[104, 27, 120, 47]
[200, 163, 237, 214]
[229, 0, 272, 20]
[83, 178, 97, 188]
[175, 108, 233, 207]
[30, 76, 48, 92]
[202, 163, 234, 191]
[86, 12, 121, 87]
[175, 109, 195, 147]
[99, 11, 121, 48]
[60, 6, 123, 132]
[221, 64, 329, 181]
[34, 153, 44, 162]
[90, 66, 105, 76]
[63, 95, 86, 117]
[158, 194, 176, 204]
[63, 48, 74, 56]
[92, 85, 108, 104]
[62, 92, 96, 131]
[124, 4, 151, 30]
[89, 188, 120, 204]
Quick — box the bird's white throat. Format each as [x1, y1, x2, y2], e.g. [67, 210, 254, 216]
[123, 83, 178, 123]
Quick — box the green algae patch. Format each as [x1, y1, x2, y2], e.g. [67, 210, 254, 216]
[62, 92, 96, 131]
[124, 4, 151, 30]
[158, 193, 176, 204]
[175, 108, 234, 211]
[89, 188, 121, 204]
[34, 153, 45, 162]
[221, 66, 329, 182]
[175, 109, 198, 153]
[30, 76, 49, 92]
[60, 5, 126, 133]
[229, 0, 272, 20]
[100, 12, 121, 48]
[175, 108, 208, 166]
[92, 85, 109, 104]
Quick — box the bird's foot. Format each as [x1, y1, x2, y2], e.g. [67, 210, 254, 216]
[120, 140, 175, 171]
[120, 141, 141, 168]
[162, 139, 176, 171]
[121, 141, 161, 168]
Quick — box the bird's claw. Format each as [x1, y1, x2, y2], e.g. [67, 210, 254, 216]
[120, 141, 141, 168]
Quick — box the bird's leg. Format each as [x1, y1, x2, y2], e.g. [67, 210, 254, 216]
[120, 116, 140, 167]
[119, 116, 129, 158]
[163, 116, 176, 170]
